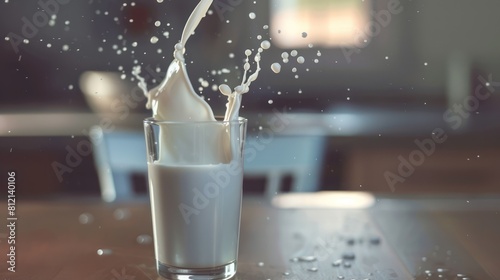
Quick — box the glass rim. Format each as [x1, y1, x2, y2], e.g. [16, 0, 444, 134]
[144, 116, 247, 125]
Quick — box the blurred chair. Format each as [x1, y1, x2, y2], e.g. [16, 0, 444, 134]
[91, 126, 325, 202]
[91, 126, 148, 202]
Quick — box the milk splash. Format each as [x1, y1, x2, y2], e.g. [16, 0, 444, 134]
[135, 0, 270, 164]
[134, 0, 269, 123]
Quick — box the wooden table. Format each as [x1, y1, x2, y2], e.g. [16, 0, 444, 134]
[1, 193, 499, 280]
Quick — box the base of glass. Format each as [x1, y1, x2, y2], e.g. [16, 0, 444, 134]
[157, 261, 236, 280]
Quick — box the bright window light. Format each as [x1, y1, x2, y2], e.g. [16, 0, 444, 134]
[271, 0, 371, 48]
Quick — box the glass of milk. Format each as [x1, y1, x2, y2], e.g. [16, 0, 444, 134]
[144, 117, 247, 280]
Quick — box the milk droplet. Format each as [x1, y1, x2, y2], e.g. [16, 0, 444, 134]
[219, 84, 232, 96]
[290, 50, 298, 57]
[268, 100, 273, 104]
[46, 43, 52, 48]
[68, 84, 74, 90]
[62, 44, 69, 51]
[424, 62, 428, 66]
[249, 12, 256, 19]
[307, 267, 318, 272]
[155, 21, 161, 27]
[297, 56, 305, 64]
[332, 259, 342, 267]
[245, 49, 252, 56]
[263, 25, 269, 30]
[281, 52, 289, 59]
[271, 63, 281, 73]
[316, 51, 322, 57]
[257, 262, 264, 267]
[314, 59, 319, 63]
[298, 256, 317, 262]
[292, 67, 297, 73]
[260, 40, 271, 50]
[150, 36, 159, 44]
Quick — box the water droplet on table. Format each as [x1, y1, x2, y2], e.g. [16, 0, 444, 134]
[97, 248, 113, 256]
[113, 208, 131, 220]
[298, 256, 317, 262]
[79, 213, 94, 224]
[136, 234, 153, 245]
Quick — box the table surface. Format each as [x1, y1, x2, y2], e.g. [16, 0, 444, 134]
[1, 193, 500, 280]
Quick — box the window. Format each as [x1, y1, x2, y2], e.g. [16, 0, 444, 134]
[271, 0, 371, 48]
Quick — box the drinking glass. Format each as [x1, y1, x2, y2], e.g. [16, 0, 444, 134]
[144, 117, 247, 280]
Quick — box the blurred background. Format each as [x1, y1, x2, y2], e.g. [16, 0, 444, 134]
[1, 0, 499, 200]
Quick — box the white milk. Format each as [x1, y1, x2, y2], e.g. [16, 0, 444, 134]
[139, 0, 268, 124]
[148, 162, 243, 268]
[139, 0, 268, 272]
